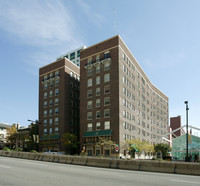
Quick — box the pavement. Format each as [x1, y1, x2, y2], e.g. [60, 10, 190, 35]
[0, 156, 200, 186]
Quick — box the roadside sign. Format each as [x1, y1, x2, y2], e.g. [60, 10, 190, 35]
[115, 146, 119, 152]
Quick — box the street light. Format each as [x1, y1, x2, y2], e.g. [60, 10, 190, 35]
[184, 101, 189, 162]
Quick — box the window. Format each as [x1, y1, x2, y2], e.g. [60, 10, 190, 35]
[44, 83, 48, 90]
[70, 71, 73, 77]
[44, 75, 48, 80]
[44, 92, 47, 99]
[104, 97, 110, 106]
[55, 108, 59, 115]
[104, 52, 110, 59]
[49, 81, 53, 87]
[87, 112, 92, 120]
[96, 122, 101, 130]
[96, 65, 100, 73]
[55, 127, 59, 133]
[77, 50, 80, 57]
[96, 110, 101, 119]
[104, 121, 110, 129]
[96, 87, 100, 96]
[55, 117, 59, 125]
[123, 121, 126, 130]
[96, 55, 100, 62]
[104, 109, 110, 118]
[96, 99, 100, 107]
[104, 73, 110, 82]
[104, 85, 110, 94]
[104, 62, 110, 71]
[44, 101, 47, 108]
[55, 71, 60, 76]
[74, 74, 77, 79]
[49, 90, 53, 97]
[87, 58, 92, 65]
[123, 53, 125, 61]
[87, 123, 92, 131]
[44, 110, 47, 117]
[123, 64, 126, 72]
[55, 79, 59, 86]
[44, 129, 47, 135]
[44, 119, 47, 125]
[49, 109, 53, 116]
[49, 119, 52, 125]
[96, 76, 100, 85]
[123, 134, 126, 141]
[87, 68, 93, 76]
[87, 100, 93, 109]
[55, 89, 59, 96]
[49, 100, 53, 107]
[70, 52, 75, 60]
[87, 78, 92, 87]
[55, 98, 59, 105]
[87, 90, 92, 98]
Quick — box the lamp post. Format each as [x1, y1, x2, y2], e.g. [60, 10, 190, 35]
[184, 101, 189, 162]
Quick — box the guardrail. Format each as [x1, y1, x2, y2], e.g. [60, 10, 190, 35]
[0, 150, 199, 176]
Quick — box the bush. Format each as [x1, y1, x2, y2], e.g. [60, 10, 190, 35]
[3, 147, 11, 151]
[30, 150, 38, 153]
[80, 151, 87, 156]
[13, 148, 23, 152]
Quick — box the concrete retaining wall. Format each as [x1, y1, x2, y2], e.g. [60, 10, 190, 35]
[0, 150, 199, 176]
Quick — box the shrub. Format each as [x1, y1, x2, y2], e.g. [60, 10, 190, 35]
[30, 150, 38, 153]
[13, 148, 23, 152]
[80, 151, 87, 156]
[3, 147, 11, 151]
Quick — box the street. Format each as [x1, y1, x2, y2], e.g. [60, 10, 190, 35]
[0, 156, 200, 186]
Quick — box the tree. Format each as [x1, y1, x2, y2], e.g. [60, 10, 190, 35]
[61, 133, 78, 155]
[6, 125, 17, 148]
[96, 137, 116, 157]
[126, 139, 154, 158]
[154, 143, 171, 158]
[27, 122, 39, 151]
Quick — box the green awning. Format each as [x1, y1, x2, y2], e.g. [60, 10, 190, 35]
[84, 130, 112, 137]
[40, 134, 60, 140]
[130, 145, 138, 151]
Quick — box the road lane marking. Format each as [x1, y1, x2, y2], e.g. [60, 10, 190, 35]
[170, 179, 200, 185]
[0, 165, 10, 168]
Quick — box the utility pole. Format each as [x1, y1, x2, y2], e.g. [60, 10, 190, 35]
[184, 101, 189, 162]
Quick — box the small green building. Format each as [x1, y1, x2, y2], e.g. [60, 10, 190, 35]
[172, 134, 200, 161]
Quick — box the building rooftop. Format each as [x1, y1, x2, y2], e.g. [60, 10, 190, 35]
[0, 123, 11, 129]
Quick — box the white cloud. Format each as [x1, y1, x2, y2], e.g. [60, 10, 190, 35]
[76, 0, 105, 27]
[0, 0, 81, 46]
[0, 0, 85, 72]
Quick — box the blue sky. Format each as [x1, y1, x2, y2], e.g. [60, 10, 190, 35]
[0, 0, 199, 131]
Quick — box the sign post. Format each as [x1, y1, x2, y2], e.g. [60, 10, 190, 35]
[115, 145, 119, 152]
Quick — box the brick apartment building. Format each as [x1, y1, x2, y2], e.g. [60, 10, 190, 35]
[39, 58, 80, 153]
[80, 35, 169, 157]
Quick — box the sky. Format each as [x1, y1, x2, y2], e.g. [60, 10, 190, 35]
[0, 0, 200, 131]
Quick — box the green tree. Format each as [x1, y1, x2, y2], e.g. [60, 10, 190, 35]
[6, 125, 17, 148]
[27, 122, 39, 151]
[61, 133, 78, 155]
[127, 139, 154, 158]
[96, 137, 116, 157]
[154, 143, 171, 158]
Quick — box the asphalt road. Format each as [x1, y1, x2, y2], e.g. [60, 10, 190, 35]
[0, 156, 200, 186]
